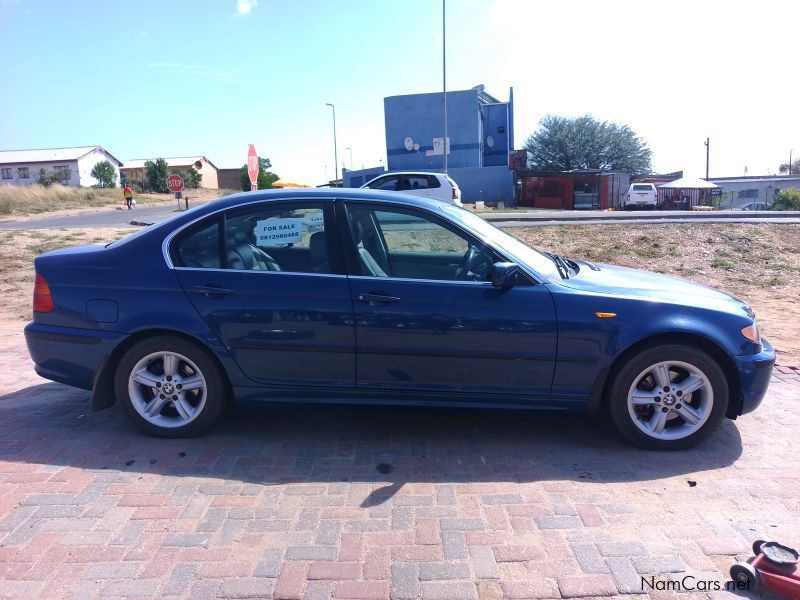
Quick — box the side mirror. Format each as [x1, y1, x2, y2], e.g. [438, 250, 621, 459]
[491, 262, 520, 288]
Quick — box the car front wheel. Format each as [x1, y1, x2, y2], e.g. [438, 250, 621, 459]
[114, 336, 226, 437]
[607, 344, 729, 450]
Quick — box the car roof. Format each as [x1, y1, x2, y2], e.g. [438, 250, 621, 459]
[202, 187, 448, 214]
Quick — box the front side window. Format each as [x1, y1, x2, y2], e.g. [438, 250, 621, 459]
[346, 205, 495, 282]
[224, 203, 329, 273]
[368, 176, 399, 191]
[18, 167, 29, 179]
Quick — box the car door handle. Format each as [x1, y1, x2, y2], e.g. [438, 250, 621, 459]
[191, 285, 235, 297]
[356, 293, 400, 305]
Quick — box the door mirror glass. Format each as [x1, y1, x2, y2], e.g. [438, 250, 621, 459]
[491, 262, 520, 288]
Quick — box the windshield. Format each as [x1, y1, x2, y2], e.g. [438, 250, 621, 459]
[440, 205, 561, 280]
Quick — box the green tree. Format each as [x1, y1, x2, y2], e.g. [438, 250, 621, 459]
[771, 187, 800, 210]
[778, 159, 800, 175]
[144, 158, 169, 193]
[239, 156, 279, 191]
[90, 160, 117, 188]
[524, 114, 652, 175]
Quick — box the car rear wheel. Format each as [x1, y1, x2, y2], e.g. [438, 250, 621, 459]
[115, 336, 225, 437]
[607, 344, 729, 450]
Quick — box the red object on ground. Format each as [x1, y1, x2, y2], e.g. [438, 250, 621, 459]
[167, 174, 184, 193]
[247, 144, 258, 191]
[730, 541, 800, 599]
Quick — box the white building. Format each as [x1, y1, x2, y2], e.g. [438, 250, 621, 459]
[0, 146, 123, 187]
[708, 175, 800, 209]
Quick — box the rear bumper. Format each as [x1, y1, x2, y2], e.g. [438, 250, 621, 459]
[734, 337, 776, 415]
[25, 322, 127, 391]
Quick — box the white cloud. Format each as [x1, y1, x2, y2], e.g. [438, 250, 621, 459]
[236, 0, 258, 16]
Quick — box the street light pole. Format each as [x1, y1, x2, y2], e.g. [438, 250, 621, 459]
[704, 137, 710, 179]
[790, 149, 794, 175]
[442, 0, 448, 175]
[325, 103, 339, 185]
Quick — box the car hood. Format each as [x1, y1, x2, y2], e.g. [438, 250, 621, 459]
[560, 261, 753, 318]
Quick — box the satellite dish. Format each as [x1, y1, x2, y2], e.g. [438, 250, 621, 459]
[194, 160, 203, 169]
[404, 136, 414, 151]
[486, 135, 495, 148]
[412, 143, 420, 151]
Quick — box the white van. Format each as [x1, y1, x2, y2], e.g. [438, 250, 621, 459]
[624, 183, 658, 210]
[361, 172, 463, 206]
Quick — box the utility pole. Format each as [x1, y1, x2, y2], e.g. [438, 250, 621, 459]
[325, 103, 338, 185]
[790, 149, 794, 175]
[704, 138, 710, 179]
[442, 0, 448, 174]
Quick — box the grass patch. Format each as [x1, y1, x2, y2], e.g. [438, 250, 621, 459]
[711, 256, 735, 270]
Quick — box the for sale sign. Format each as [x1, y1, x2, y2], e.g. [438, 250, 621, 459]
[255, 218, 303, 246]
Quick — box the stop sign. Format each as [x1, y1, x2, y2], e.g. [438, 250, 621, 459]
[167, 174, 184, 193]
[247, 144, 258, 191]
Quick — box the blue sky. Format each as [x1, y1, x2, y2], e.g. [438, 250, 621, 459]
[1, 0, 798, 184]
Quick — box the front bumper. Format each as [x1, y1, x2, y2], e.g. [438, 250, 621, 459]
[734, 337, 776, 415]
[25, 322, 127, 391]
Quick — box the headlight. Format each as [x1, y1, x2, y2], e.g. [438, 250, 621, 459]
[741, 322, 760, 343]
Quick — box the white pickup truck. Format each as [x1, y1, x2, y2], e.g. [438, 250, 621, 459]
[624, 183, 657, 210]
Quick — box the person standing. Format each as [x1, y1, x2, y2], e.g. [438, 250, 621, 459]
[123, 183, 133, 209]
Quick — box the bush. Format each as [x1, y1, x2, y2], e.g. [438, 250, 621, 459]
[36, 167, 71, 187]
[771, 187, 800, 211]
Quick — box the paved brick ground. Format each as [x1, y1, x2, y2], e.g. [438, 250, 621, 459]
[0, 328, 798, 599]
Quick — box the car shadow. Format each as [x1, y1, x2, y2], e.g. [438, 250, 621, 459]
[0, 383, 743, 505]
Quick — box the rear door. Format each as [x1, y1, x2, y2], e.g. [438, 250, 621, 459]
[171, 200, 356, 388]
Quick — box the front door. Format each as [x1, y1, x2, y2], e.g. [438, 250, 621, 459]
[343, 203, 557, 400]
[172, 201, 355, 388]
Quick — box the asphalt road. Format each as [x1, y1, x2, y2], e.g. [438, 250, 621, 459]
[0, 202, 198, 230]
[1, 203, 799, 230]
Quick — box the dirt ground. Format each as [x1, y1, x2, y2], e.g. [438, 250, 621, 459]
[1, 222, 797, 365]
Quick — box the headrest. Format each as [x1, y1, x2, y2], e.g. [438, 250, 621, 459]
[309, 231, 327, 262]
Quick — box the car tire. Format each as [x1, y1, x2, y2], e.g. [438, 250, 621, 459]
[607, 344, 729, 450]
[114, 336, 226, 437]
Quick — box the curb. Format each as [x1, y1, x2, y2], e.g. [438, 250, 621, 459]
[482, 210, 800, 224]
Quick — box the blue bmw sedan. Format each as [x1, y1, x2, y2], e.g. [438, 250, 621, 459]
[24, 189, 775, 449]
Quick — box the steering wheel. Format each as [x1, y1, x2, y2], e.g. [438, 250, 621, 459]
[455, 245, 492, 281]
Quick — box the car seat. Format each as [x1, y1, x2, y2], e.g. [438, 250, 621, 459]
[226, 222, 281, 271]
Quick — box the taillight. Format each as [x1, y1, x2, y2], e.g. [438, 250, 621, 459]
[452, 187, 460, 200]
[33, 273, 54, 313]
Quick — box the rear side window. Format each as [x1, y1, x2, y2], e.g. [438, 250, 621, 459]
[174, 218, 221, 268]
[398, 176, 431, 190]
